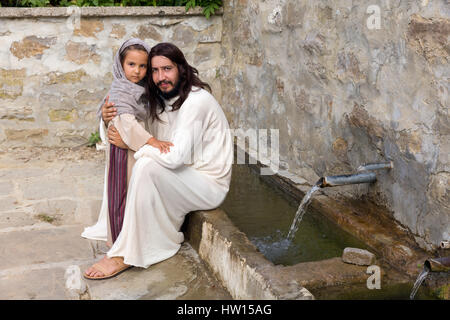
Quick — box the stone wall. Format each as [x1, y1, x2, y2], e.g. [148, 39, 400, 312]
[219, 0, 449, 250]
[1, 2, 448, 251]
[0, 7, 222, 147]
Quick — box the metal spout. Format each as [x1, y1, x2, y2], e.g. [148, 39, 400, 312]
[357, 161, 393, 172]
[318, 172, 377, 188]
[424, 256, 450, 273]
[440, 240, 450, 249]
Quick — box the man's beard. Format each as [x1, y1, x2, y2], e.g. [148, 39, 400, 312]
[157, 80, 181, 100]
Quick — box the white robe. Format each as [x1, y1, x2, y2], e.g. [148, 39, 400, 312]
[82, 88, 233, 268]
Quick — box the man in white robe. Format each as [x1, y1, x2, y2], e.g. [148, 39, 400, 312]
[83, 43, 233, 279]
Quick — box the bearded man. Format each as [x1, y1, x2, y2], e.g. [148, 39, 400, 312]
[83, 43, 233, 279]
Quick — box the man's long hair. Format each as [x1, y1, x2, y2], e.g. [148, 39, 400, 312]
[147, 42, 211, 122]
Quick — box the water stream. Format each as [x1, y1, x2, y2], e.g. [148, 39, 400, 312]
[410, 265, 430, 300]
[286, 184, 321, 241]
[221, 164, 369, 266]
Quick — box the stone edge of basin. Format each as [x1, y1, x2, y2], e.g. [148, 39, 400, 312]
[184, 209, 315, 300]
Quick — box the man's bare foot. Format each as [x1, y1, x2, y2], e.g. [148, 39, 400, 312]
[84, 256, 131, 280]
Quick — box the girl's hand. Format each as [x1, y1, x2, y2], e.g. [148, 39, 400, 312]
[147, 137, 174, 154]
[102, 96, 117, 126]
[108, 125, 128, 149]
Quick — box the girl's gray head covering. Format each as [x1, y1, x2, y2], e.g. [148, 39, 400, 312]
[97, 38, 151, 122]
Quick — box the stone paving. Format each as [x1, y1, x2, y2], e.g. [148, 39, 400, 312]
[0, 145, 231, 300]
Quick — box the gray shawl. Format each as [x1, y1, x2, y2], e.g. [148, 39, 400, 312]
[97, 38, 151, 122]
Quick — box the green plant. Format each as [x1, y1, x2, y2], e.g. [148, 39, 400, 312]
[186, 0, 221, 19]
[19, 0, 51, 7]
[36, 213, 57, 224]
[88, 131, 101, 147]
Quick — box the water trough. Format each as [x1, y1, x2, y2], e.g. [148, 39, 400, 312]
[183, 147, 442, 299]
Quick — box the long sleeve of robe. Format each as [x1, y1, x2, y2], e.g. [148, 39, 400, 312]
[82, 88, 233, 268]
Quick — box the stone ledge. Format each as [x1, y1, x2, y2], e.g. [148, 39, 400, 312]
[0, 6, 223, 18]
[184, 209, 315, 300]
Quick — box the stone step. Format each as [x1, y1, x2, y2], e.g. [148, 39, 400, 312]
[0, 210, 37, 229]
[0, 224, 93, 270]
[86, 243, 232, 300]
[0, 222, 231, 300]
[0, 259, 93, 300]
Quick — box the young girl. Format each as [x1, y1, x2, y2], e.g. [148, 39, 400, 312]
[98, 38, 173, 246]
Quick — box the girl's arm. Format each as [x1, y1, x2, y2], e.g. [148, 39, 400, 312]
[110, 114, 151, 151]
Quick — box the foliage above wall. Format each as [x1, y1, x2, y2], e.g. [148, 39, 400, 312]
[0, 0, 222, 18]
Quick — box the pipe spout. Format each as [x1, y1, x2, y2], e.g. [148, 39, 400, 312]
[357, 161, 393, 172]
[424, 256, 450, 273]
[440, 240, 450, 249]
[317, 172, 377, 188]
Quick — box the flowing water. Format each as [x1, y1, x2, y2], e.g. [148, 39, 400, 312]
[410, 266, 430, 300]
[221, 164, 369, 266]
[286, 184, 321, 241]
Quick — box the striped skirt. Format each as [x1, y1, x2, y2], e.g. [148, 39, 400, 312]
[108, 144, 128, 243]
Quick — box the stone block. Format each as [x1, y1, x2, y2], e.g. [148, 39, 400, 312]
[0, 266, 70, 300]
[0, 68, 25, 100]
[44, 69, 87, 85]
[407, 14, 450, 64]
[4, 129, 48, 141]
[0, 167, 57, 180]
[74, 88, 107, 106]
[73, 18, 104, 38]
[132, 24, 162, 41]
[0, 224, 92, 270]
[197, 23, 222, 43]
[59, 162, 104, 178]
[0, 211, 36, 229]
[10, 35, 56, 60]
[0, 105, 34, 121]
[171, 24, 195, 47]
[342, 247, 376, 266]
[39, 93, 75, 110]
[110, 24, 126, 39]
[48, 109, 78, 123]
[193, 43, 221, 66]
[65, 41, 101, 64]
[57, 132, 89, 146]
[19, 176, 72, 200]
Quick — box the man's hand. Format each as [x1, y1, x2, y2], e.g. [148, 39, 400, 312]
[102, 96, 117, 126]
[108, 125, 128, 149]
[147, 137, 174, 154]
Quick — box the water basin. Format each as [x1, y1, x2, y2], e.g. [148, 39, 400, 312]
[221, 164, 370, 266]
[217, 163, 440, 299]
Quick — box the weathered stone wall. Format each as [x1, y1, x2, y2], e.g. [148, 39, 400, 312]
[0, 7, 222, 147]
[219, 0, 449, 250]
[1, 3, 448, 251]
